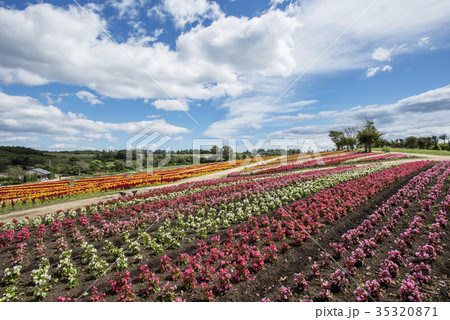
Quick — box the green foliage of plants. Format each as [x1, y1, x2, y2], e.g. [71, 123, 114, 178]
[372, 148, 450, 156]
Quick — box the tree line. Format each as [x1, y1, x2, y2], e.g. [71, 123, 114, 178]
[381, 134, 449, 151]
[329, 121, 449, 152]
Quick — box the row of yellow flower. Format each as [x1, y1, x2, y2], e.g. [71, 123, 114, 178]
[0, 156, 275, 207]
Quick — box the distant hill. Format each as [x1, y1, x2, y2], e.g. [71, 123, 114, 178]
[0, 146, 54, 172]
[0, 146, 46, 156]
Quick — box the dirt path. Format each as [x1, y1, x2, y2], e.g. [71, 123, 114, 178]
[0, 157, 282, 223]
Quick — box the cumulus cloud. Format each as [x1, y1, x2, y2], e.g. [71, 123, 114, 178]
[0, 3, 244, 102]
[372, 47, 392, 61]
[366, 65, 392, 78]
[160, 0, 223, 29]
[76, 91, 103, 105]
[0, 91, 189, 142]
[152, 99, 189, 111]
[0, 1, 450, 107]
[109, 0, 146, 19]
[0, 67, 49, 86]
[177, 9, 298, 77]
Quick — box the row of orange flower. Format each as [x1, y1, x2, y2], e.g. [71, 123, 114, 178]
[0, 156, 275, 208]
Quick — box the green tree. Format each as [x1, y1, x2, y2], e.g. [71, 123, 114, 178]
[75, 161, 88, 175]
[328, 130, 345, 151]
[357, 120, 382, 153]
[210, 145, 219, 155]
[430, 136, 439, 150]
[88, 160, 104, 173]
[342, 126, 358, 150]
[113, 160, 126, 172]
[68, 156, 78, 166]
[7, 166, 26, 180]
[416, 137, 428, 149]
[405, 136, 417, 149]
[439, 134, 449, 150]
[222, 145, 234, 161]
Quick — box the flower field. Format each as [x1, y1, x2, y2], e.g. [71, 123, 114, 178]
[0, 159, 448, 302]
[230, 151, 377, 177]
[0, 157, 274, 211]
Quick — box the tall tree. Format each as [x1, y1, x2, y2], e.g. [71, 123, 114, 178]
[431, 135, 439, 150]
[439, 134, 448, 150]
[405, 136, 417, 149]
[222, 145, 234, 161]
[328, 130, 345, 151]
[357, 120, 382, 153]
[342, 126, 358, 150]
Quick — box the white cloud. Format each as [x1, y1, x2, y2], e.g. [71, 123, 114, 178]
[270, 0, 289, 7]
[0, 135, 39, 143]
[161, 0, 223, 29]
[42, 92, 63, 105]
[372, 47, 392, 61]
[261, 113, 316, 125]
[109, 0, 146, 19]
[177, 9, 298, 77]
[203, 95, 317, 138]
[417, 36, 430, 47]
[267, 85, 450, 149]
[366, 65, 392, 78]
[0, 67, 49, 86]
[48, 143, 78, 150]
[152, 99, 189, 111]
[53, 133, 116, 143]
[275, 84, 450, 143]
[0, 3, 244, 101]
[0, 91, 190, 142]
[76, 91, 103, 105]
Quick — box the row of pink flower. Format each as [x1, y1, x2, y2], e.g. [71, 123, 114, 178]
[276, 160, 444, 301]
[348, 161, 449, 301]
[348, 162, 449, 301]
[360, 153, 408, 162]
[397, 165, 450, 302]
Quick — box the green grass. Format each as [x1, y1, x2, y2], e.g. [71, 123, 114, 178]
[372, 148, 450, 156]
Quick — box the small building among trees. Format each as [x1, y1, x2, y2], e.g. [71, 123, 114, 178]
[26, 168, 51, 180]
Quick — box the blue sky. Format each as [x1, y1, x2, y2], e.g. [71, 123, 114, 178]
[0, 0, 450, 152]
